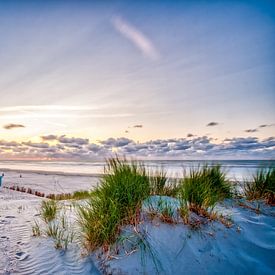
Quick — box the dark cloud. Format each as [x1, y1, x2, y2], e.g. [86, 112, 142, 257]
[259, 124, 274, 128]
[206, 122, 219, 127]
[245, 129, 258, 133]
[58, 135, 89, 145]
[133, 125, 143, 128]
[0, 140, 20, 147]
[100, 137, 133, 147]
[3, 124, 25, 130]
[22, 141, 50, 148]
[41, 135, 58, 141]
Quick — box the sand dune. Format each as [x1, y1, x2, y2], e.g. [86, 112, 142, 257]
[1, 188, 274, 274]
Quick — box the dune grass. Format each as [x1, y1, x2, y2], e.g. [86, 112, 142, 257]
[40, 200, 58, 223]
[33, 200, 75, 250]
[32, 220, 42, 237]
[45, 214, 74, 250]
[150, 169, 168, 195]
[150, 169, 180, 197]
[46, 190, 91, 200]
[179, 165, 232, 216]
[77, 157, 151, 250]
[77, 161, 234, 249]
[244, 167, 275, 204]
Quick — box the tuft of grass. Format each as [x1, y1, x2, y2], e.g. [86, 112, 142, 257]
[244, 167, 275, 204]
[32, 220, 41, 236]
[201, 164, 232, 200]
[46, 219, 74, 250]
[77, 157, 151, 250]
[179, 165, 232, 216]
[33, 201, 75, 250]
[179, 199, 189, 224]
[146, 197, 177, 224]
[40, 200, 58, 223]
[150, 169, 168, 195]
[72, 190, 91, 200]
[46, 190, 91, 201]
[157, 200, 175, 224]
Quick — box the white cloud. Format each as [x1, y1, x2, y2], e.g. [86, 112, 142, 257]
[112, 16, 160, 60]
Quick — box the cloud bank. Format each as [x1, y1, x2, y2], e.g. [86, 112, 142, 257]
[0, 135, 274, 160]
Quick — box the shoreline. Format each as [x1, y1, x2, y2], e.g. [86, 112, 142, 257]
[0, 167, 103, 178]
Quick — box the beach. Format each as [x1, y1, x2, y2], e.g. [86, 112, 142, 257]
[0, 188, 275, 274]
[0, 160, 274, 274]
[1, 159, 274, 193]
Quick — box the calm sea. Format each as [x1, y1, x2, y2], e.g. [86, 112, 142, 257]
[0, 159, 274, 181]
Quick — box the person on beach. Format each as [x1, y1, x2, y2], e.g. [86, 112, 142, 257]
[0, 173, 4, 187]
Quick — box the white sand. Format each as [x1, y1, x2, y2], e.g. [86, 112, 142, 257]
[1, 170, 100, 195]
[0, 184, 274, 274]
[0, 189, 100, 274]
[102, 197, 275, 274]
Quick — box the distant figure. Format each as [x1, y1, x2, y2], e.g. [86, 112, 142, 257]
[0, 173, 4, 187]
[20, 174, 22, 178]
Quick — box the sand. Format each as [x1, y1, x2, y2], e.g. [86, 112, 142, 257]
[1, 170, 100, 195]
[0, 188, 100, 274]
[0, 173, 274, 274]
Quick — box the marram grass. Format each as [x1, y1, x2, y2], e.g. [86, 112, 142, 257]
[77, 157, 151, 250]
[244, 167, 275, 204]
[40, 200, 58, 223]
[179, 165, 232, 214]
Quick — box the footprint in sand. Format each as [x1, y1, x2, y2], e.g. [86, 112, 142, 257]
[15, 251, 29, 261]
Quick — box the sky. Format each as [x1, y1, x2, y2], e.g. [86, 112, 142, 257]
[0, 0, 274, 160]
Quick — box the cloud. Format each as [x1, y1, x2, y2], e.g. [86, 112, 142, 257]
[1, 135, 274, 160]
[245, 129, 258, 133]
[259, 124, 274, 128]
[112, 16, 159, 60]
[58, 135, 89, 145]
[133, 125, 143, 128]
[3, 123, 25, 130]
[41, 135, 58, 141]
[22, 141, 49, 148]
[206, 122, 219, 127]
[0, 140, 20, 147]
[100, 137, 133, 147]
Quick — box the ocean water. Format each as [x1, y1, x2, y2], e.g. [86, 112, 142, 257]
[0, 159, 274, 181]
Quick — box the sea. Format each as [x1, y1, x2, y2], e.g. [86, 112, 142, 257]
[1, 159, 274, 181]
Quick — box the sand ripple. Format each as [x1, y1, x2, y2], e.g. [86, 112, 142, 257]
[0, 189, 99, 275]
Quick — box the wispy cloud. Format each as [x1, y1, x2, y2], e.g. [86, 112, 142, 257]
[0, 105, 102, 112]
[3, 123, 25, 130]
[0, 114, 133, 119]
[112, 16, 159, 60]
[0, 105, 133, 119]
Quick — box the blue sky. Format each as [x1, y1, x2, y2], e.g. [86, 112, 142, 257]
[0, 0, 274, 159]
